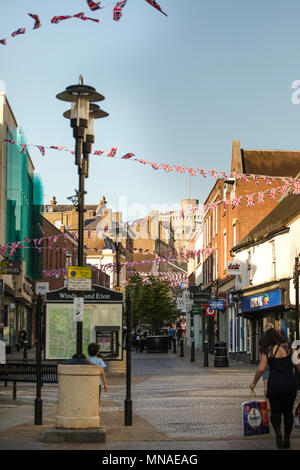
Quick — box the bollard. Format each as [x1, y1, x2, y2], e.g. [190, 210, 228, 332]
[180, 338, 184, 357]
[203, 340, 209, 367]
[191, 339, 195, 362]
[23, 341, 28, 361]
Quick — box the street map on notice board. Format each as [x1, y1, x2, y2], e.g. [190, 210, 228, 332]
[46, 304, 91, 359]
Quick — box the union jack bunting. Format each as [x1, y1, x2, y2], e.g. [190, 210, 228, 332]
[107, 146, 118, 157]
[113, 1, 128, 21]
[150, 162, 161, 170]
[4, 139, 16, 144]
[11, 28, 26, 37]
[242, 174, 249, 183]
[86, 0, 102, 11]
[208, 169, 219, 179]
[74, 12, 100, 22]
[223, 200, 230, 210]
[93, 150, 105, 155]
[20, 144, 27, 154]
[197, 168, 207, 177]
[28, 13, 42, 29]
[220, 171, 228, 179]
[0, 39, 7, 46]
[262, 175, 271, 185]
[145, 0, 168, 16]
[50, 145, 66, 150]
[135, 159, 149, 165]
[269, 188, 277, 199]
[257, 191, 265, 204]
[51, 16, 72, 24]
[293, 182, 300, 194]
[186, 167, 197, 176]
[246, 194, 255, 207]
[121, 153, 135, 159]
[174, 165, 186, 174]
[36, 145, 45, 156]
[160, 164, 173, 172]
[232, 197, 242, 208]
[279, 185, 289, 195]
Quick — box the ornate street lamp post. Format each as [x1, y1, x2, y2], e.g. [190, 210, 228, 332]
[56, 77, 108, 362]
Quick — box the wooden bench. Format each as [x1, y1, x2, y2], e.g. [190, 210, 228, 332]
[0, 362, 58, 400]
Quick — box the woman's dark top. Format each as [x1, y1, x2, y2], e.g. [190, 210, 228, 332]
[264, 343, 297, 398]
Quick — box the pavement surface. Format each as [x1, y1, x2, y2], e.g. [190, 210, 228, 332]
[1, 345, 300, 453]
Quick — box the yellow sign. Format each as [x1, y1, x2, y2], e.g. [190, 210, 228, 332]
[67, 266, 92, 279]
[115, 286, 121, 292]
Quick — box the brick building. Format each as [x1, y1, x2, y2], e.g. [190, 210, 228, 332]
[197, 140, 300, 358]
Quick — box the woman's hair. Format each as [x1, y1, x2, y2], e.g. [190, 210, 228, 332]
[260, 328, 287, 352]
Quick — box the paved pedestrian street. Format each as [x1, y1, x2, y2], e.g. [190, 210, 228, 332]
[0, 350, 300, 451]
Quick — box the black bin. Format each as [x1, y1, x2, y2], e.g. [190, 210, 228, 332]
[146, 335, 169, 353]
[214, 341, 229, 367]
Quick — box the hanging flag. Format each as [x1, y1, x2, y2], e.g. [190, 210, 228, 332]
[232, 197, 241, 208]
[20, 144, 27, 154]
[293, 182, 300, 194]
[121, 153, 135, 159]
[145, 0, 168, 16]
[35, 145, 45, 156]
[174, 165, 186, 174]
[113, 1, 128, 21]
[28, 13, 42, 30]
[186, 167, 197, 176]
[149, 162, 161, 170]
[257, 191, 265, 204]
[73, 12, 100, 22]
[197, 169, 207, 178]
[11, 28, 26, 37]
[246, 194, 255, 207]
[4, 139, 16, 144]
[94, 150, 106, 155]
[51, 16, 72, 24]
[0, 39, 7, 46]
[161, 163, 173, 172]
[107, 146, 118, 157]
[86, 0, 102, 11]
[50, 145, 66, 150]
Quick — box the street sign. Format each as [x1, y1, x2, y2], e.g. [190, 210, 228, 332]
[67, 266, 92, 291]
[209, 299, 225, 310]
[206, 306, 216, 317]
[191, 305, 200, 315]
[73, 297, 84, 322]
[36, 282, 49, 296]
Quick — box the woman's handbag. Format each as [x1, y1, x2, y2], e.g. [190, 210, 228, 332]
[241, 391, 270, 436]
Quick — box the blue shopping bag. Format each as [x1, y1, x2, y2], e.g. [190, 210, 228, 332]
[241, 392, 270, 436]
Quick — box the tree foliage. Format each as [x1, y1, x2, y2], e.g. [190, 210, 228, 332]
[126, 273, 178, 333]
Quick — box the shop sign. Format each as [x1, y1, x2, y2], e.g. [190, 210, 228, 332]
[241, 289, 282, 313]
[0, 260, 21, 275]
[206, 306, 216, 317]
[209, 299, 225, 310]
[227, 261, 241, 275]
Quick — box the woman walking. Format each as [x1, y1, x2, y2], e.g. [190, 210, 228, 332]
[250, 328, 300, 449]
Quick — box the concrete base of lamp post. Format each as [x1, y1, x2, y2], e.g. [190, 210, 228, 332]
[40, 364, 106, 443]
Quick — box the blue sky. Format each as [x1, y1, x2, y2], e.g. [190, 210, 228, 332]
[1, 0, 300, 219]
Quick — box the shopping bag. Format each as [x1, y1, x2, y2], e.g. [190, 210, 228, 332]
[241, 391, 270, 436]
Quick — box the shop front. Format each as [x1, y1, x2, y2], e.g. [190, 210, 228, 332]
[240, 288, 290, 363]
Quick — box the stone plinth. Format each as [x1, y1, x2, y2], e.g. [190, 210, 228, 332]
[56, 364, 101, 429]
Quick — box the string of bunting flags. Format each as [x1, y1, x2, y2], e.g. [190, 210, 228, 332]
[2, 138, 300, 190]
[0, 1, 168, 46]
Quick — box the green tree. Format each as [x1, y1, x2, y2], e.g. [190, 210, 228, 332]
[126, 273, 178, 333]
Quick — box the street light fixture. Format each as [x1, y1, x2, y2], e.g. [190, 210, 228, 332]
[56, 77, 108, 363]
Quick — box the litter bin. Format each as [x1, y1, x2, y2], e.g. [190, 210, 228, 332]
[214, 341, 229, 367]
[146, 335, 168, 353]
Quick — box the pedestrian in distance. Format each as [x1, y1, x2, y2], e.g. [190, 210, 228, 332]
[140, 331, 147, 353]
[250, 328, 300, 449]
[87, 343, 108, 404]
[168, 324, 176, 347]
[176, 326, 183, 346]
[134, 331, 141, 353]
